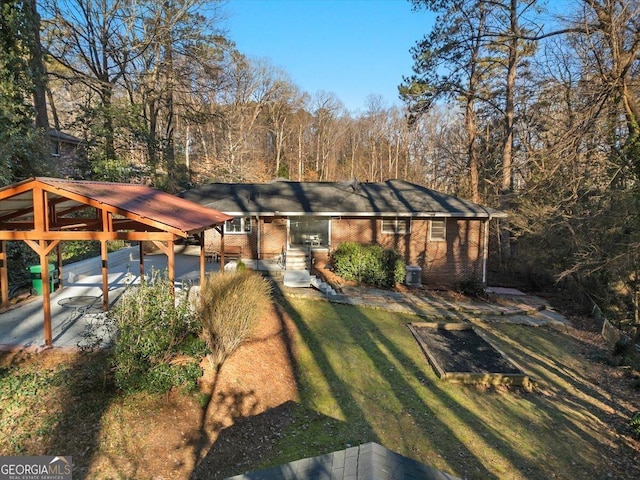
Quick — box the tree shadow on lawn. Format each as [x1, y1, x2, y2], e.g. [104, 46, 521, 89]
[190, 400, 349, 479]
[271, 288, 505, 480]
[273, 287, 636, 479]
[476, 323, 640, 479]
[189, 289, 368, 479]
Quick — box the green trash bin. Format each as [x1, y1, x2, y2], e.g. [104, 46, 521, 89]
[28, 264, 57, 295]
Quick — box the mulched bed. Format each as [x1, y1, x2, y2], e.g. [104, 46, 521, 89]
[409, 323, 528, 385]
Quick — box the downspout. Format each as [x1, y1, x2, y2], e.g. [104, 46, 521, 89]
[482, 218, 490, 284]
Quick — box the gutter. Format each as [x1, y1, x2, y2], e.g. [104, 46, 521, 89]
[210, 210, 501, 219]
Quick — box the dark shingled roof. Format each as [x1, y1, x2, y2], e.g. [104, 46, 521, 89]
[181, 179, 506, 219]
[224, 442, 460, 480]
[48, 129, 82, 144]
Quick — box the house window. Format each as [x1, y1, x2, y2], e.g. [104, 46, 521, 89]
[289, 216, 329, 248]
[382, 218, 410, 234]
[430, 219, 446, 241]
[51, 140, 60, 157]
[224, 217, 251, 234]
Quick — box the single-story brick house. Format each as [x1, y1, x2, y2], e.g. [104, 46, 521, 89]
[181, 179, 506, 286]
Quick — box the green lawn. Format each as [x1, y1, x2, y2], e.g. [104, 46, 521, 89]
[269, 295, 638, 479]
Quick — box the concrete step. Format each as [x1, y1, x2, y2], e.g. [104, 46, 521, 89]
[286, 259, 308, 268]
[286, 258, 308, 270]
[310, 275, 337, 296]
[285, 249, 308, 270]
[283, 270, 311, 288]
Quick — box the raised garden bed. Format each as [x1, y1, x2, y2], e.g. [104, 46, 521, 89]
[408, 322, 532, 387]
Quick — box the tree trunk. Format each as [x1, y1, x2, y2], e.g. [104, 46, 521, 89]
[27, 0, 48, 130]
[466, 95, 480, 203]
[498, 0, 519, 261]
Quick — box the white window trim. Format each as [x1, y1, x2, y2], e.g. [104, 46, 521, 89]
[224, 216, 252, 234]
[429, 219, 446, 241]
[382, 218, 410, 235]
[51, 141, 60, 157]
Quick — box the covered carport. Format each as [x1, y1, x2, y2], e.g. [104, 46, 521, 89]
[0, 177, 231, 347]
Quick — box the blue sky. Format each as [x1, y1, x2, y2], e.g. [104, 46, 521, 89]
[224, 0, 435, 114]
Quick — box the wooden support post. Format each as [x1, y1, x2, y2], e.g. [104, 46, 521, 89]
[152, 239, 176, 296]
[199, 232, 205, 286]
[0, 241, 8, 309]
[167, 239, 175, 296]
[101, 240, 109, 311]
[56, 242, 63, 289]
[100, 211, 111, 311]
[40, 242, 52, 347]
[139, 241, 145, 282]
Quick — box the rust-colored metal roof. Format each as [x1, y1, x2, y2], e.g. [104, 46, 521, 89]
[0, 177, 232, 236]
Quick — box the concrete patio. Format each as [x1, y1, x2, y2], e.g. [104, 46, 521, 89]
[0, 246, 222, 350]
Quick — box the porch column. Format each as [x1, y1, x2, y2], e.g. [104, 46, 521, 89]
[33, 186, 53, 346]
[167, 239, 175, 295]
[100, 210, 112, 310]
[482, 219, 489, 284]
[216, 225, 225, 272]
[152, 239, 176, 296]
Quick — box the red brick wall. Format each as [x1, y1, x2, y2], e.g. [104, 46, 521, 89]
[330, 217, 484, 286]
[204, 216, 286, 259]
[422, 219, 484, 285]
[261, 217, 287, 258]
[205, 215, 486, 286]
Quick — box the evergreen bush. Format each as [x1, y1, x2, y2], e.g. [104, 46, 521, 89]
[332, 242, 405, 288]
[108, 271, 205, 393]
[630, 412, 640, 438]
[197, 270, 272, 368]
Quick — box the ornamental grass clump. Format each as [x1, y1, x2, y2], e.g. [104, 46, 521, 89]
[197, 270, 272, 368]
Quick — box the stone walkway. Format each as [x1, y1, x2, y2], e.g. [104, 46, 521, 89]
[281, 284, 569, 329]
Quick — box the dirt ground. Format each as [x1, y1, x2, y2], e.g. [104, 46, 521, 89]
[412, 325, 523, 374]
[100, 301, 301, 479]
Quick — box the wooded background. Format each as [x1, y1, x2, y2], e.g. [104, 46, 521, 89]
[1, 0, 639, 338]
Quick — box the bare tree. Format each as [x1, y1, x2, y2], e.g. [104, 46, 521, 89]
[42, 0, 132, 161]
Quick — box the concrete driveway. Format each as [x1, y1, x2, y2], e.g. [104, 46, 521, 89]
[0, 246, 220, 350]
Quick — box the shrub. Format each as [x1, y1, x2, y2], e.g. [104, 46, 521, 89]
[197, 270, 272, 368]
[630, 412, 640, 438]
[332, 242, 405, 288]
[108, 270, 205, 393]
[456, 278, 487, 298]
